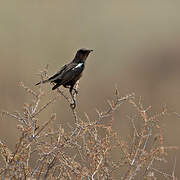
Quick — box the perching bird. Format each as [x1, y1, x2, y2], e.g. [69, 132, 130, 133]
[35, 48, 93, 99]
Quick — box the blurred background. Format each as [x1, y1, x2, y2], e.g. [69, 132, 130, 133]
[0, 0, 180, 178]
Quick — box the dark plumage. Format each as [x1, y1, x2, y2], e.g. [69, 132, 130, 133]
[35, 48, 93, 96]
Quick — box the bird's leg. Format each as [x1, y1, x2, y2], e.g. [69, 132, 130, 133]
[69, 86, 76, 109]
[72, 88, 78, 95]
[64, 83, 78, 95]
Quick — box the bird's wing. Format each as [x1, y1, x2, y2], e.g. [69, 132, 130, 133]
[48, 64, 67, 82]
[59, 62, 84, 84]
[48, 62, 82, 82]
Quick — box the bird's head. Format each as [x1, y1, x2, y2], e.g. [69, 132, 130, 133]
[74, 48, 93, 63]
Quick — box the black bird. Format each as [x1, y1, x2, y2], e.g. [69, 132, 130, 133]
[35, 48, 93, 98]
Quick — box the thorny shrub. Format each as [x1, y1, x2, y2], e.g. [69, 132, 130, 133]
[0, 67, 178, 180]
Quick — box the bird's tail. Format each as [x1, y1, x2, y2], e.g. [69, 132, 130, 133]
[35, 79, 49, 86]
[52, 83, 61, 90]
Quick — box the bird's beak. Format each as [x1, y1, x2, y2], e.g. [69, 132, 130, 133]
[89, 50, 93, 52]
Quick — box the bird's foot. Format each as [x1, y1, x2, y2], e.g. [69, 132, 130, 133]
[70, 102, 76, 109]
[70, 90, 77, 109]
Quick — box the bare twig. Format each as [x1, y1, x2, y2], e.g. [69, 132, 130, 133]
[32, 95, 58, 118]
[91, 156, 103, 180]
[172, 156, 177, 180]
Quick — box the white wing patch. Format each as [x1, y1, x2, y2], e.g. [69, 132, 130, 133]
[72, 63, 83, 70]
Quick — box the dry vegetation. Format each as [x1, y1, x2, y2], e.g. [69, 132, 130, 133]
[0, 68, 178, 180]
